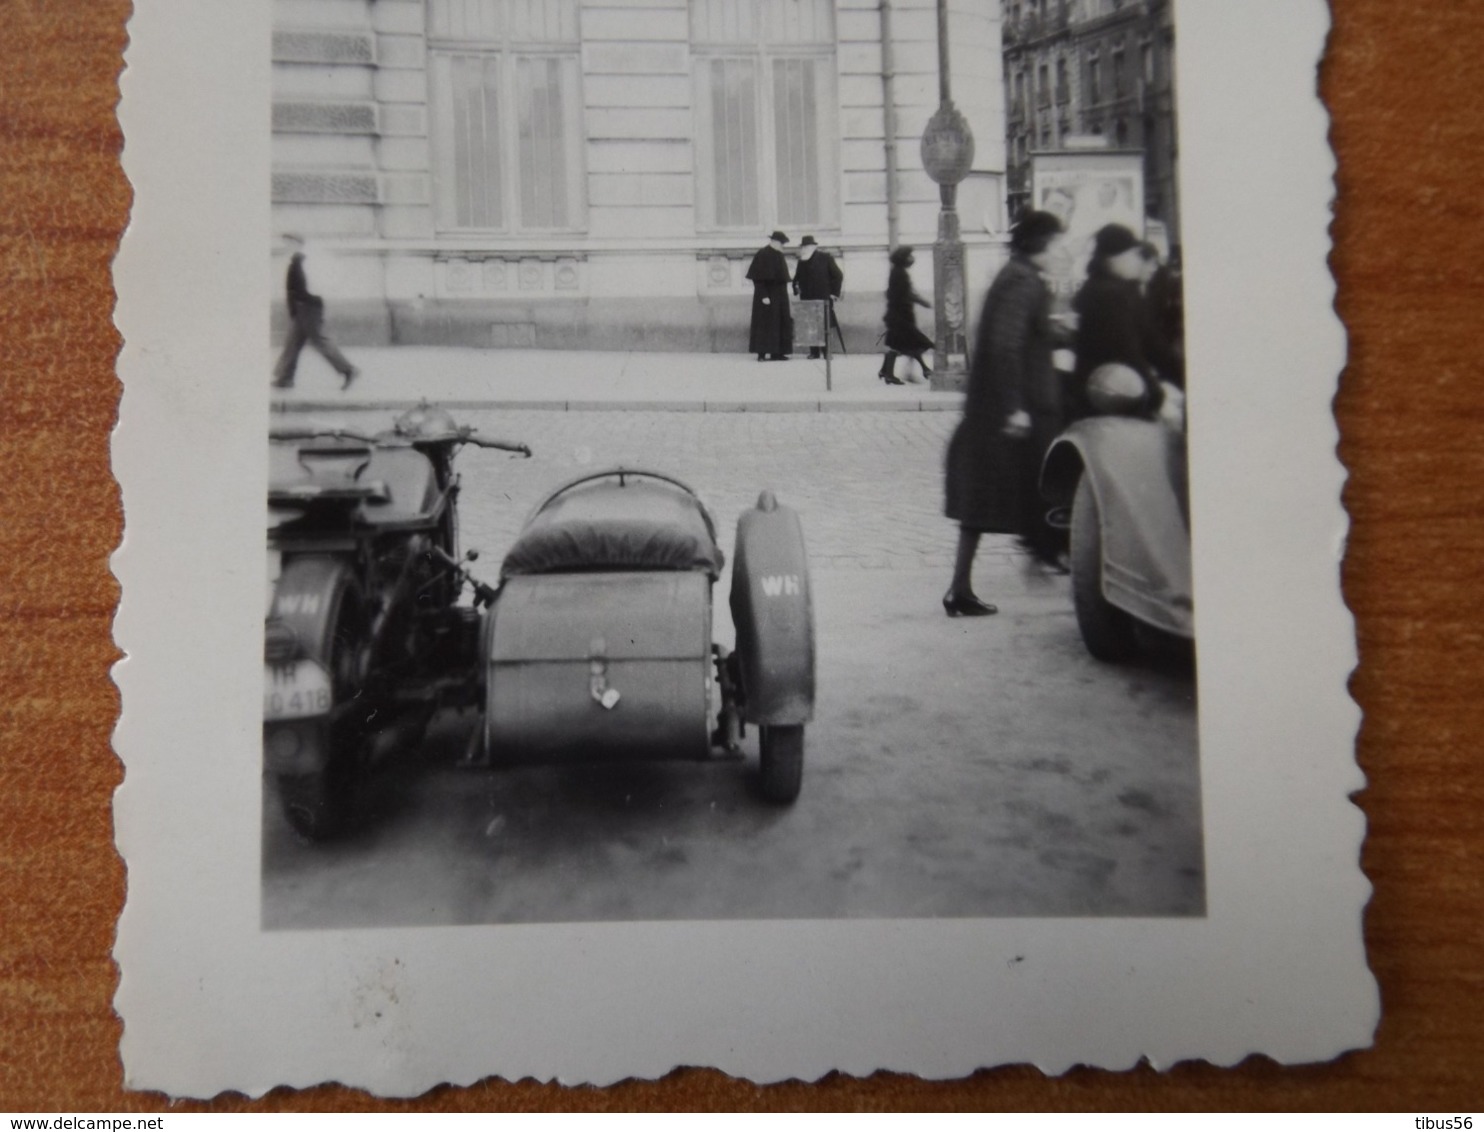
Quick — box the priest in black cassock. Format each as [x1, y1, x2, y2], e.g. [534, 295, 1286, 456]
[746, 230, 793, 361]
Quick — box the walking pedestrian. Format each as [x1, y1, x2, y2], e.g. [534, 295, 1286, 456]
[746, 231, 794, 361]
[1066, 224, 1166, 419]
[942, 210, 1067, 615]
[791, 235, 844, 359]
[879, 246, 934, 385]
[272, 234, 358, 390]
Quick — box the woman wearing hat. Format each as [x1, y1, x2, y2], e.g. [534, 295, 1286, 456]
[878, 246, 935, 384]
[1068, 223, 1167, 419]
[746, 231, 794, 361]
[942, 210, 1066, 614]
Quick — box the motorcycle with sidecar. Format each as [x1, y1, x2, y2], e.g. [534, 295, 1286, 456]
[264, 404, 815, 840]
[1039, 364, 1193, 663]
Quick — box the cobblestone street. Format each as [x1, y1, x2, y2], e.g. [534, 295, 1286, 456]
[430, 409, 1020, 575]
[263, 407, 1203, 927]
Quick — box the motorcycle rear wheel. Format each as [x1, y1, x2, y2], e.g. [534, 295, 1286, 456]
[275, 567, 372, 840]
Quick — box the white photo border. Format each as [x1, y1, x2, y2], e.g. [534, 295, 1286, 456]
[112, 0, 1376, 1095]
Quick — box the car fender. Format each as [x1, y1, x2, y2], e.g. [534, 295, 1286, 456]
[1042, 418, 1193, 637]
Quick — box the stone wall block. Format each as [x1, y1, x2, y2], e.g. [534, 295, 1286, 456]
[379, 205, 435, 239]
[582, 42, 689, 75]
[272, 29, 376, 65]
[272, 62, 375, 100]
[586, 107, 691, 141]
[273, 0, 370, 29]
[835, 9, 880, 41]
[272, 170, 381, 204]
[586, 139, 692, 174]
[376, 34, 425, 70]
[580, 7, 688, 41]
[379, 105, 428, 138]
[375, 69, 427, 105]
[837, 42, 883, 74]
[379, 173, 430, 205]
[370, 0, 424, 33]
[272, 203, 378, 238]
[273, 100, 379, 135]
[583, 74, 691, 109]
[377, 137, 430, 172]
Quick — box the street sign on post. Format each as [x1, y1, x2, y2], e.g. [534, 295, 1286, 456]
[792, 299, 832, 391]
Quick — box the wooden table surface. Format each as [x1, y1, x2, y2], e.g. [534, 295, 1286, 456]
[2, 0, 1480, 1111]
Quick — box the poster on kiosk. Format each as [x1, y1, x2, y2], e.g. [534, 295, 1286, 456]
[1030, 148, 1147, 308]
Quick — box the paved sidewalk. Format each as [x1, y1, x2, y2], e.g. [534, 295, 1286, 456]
[269, 345, 966, 413]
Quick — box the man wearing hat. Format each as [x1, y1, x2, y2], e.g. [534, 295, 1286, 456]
[272, 232, 359, 390]
[791, 235, 844, 359]
[745, 230, 794, 361]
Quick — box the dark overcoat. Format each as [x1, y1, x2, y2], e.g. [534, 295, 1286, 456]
[883, 263, 935, 354]
[746, 245, 794, 356]
[944, 254, 1060, 534]
[794, 250, 843, 301]
[1068, 268, 1166, 418]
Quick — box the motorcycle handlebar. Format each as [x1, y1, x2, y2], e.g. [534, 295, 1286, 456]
[268, 426, 530, 457]
[267, 427, 379, 444]
[465, 436, 532, 458]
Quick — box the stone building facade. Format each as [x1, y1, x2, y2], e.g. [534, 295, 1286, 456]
[270, 0, 1010, 351]
[1001, 0, 1179, 245]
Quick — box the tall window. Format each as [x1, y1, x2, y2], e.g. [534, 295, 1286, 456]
[1087, 55, 1102, 104]
[428, 0, 585, 233]
[691, 0, 839, 232]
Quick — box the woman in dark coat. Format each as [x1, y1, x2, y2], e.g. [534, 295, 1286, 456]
[942, 211, 1066, 615]
[1068, 224, 1169, 419]
[878, 246, 935, 384]
[746, 230, 794, 361]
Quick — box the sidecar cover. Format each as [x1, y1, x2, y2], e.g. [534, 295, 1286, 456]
[501, 475, 724, 580]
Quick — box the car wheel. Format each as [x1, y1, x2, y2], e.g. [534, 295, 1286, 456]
[1070, 475, 1140, 663]
[759, 724, 804, 804]
[277, 584, 370, 840]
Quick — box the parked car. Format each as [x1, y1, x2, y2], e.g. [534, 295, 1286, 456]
[1040, 365, 1193, 662]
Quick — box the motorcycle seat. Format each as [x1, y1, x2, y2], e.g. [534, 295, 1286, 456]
[501, 477, 724, 580]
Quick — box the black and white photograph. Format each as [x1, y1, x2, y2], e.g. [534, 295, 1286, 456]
[112, 0, 1375, 1094]
[259, 0, 1201, 929]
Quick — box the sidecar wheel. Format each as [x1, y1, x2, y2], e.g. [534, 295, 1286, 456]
[1070, 475, 1140, 663]
[758, 724, 804, 804]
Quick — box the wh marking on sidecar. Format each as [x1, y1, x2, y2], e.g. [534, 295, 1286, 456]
[761, 575, 801, 597]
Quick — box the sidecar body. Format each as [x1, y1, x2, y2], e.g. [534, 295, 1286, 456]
[476, 470, 815, 802]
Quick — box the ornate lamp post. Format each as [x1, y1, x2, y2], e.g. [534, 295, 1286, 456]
[920, 0, 975, 392]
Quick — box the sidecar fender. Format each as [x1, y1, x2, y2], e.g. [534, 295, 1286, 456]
[1042, 418, 1193, 637]
[730, 492, 815, 726]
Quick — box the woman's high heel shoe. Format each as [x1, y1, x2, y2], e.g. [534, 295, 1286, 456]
[943, 590, 997, 617]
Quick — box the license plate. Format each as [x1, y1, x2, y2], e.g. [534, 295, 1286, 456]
[263, 660, 332, 721]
